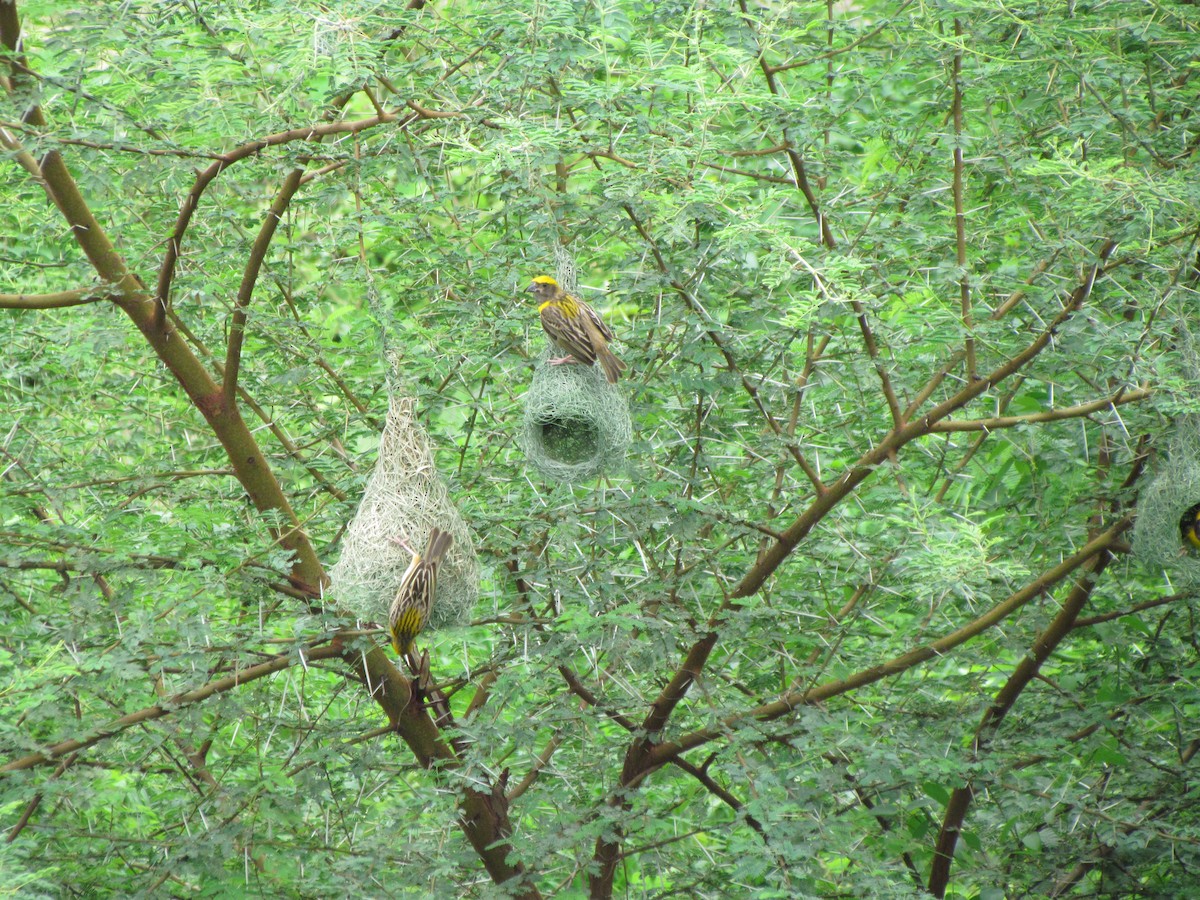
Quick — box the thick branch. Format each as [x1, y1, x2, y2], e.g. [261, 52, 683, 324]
[26, 130, 326, 589]
[0, 288, 112, 309]
[585, 508, 1125, 895]
[0, 123, 46, 180]
[588, 236, 1116, 896]
[7, 5, 531, 890]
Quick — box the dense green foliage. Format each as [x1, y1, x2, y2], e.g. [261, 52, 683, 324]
[3, 1, 1199, 896]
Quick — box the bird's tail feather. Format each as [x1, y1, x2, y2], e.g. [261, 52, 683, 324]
[424, 528, 454, 564]
[598, 347, 626, 384]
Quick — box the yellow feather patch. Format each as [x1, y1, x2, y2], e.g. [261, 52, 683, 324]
[543, 296, 578, 316]
[390, 607, 425, 655]
[1181, 502, 1200, 552]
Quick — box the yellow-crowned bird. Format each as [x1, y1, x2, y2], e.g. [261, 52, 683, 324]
[527, 275, 626, 384]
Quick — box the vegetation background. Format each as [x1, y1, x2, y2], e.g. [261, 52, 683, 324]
[2, 1, 1198, 896]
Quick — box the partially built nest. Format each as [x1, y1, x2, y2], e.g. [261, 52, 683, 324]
[329, 394, 478, 630]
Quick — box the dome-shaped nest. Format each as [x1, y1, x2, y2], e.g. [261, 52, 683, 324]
[329, 393, 479, 630]
[519, 358, 631, 483]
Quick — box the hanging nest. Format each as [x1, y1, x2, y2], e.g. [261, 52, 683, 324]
[329, 393, 479, 630]
[519, 356, 632, 483]
[1133, 416, 1200, 585]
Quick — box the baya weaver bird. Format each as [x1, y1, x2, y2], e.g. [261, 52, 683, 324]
[527, 275, 626, 384]
[388, 528, 454, 657]
[1181, 503, 1200, 552]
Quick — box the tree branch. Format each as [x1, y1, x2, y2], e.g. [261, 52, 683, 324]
[850, 297, 904, 427]
[155, 110, 411, 320]
[950, 18, 975, 380]
[766, 0, 916, 74]
[929, 545, 1117, 897]
[928, 386, 1150, 432]
[928, 438, 1148, 896]
[223, 168, 304, 403]
[588, 233, 1116, 896]
[6, 9, 531, 887]
[621, 203, 822, 491]
[646, 518, 1133, 768]
[507, 731, 564, 802]
[735, 239, 1116, 599]
[0, 119, 223, 159]
[0, 288, 113, 309]
[736, 0, 835, 250]
[1, 644, 344, 772]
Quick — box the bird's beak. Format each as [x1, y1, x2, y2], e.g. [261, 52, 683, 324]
[524, 283, 536, 293]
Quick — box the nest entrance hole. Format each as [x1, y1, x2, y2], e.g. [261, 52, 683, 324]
[534, 414, 602, 464]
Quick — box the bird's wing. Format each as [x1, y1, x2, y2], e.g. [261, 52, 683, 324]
[541, 302, 598, 363]
[580, 301, 615, 342]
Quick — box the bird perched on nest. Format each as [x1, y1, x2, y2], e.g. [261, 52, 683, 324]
[527, 275, 626, 384]
[1180, 502, 1200, 552]
[388, 528, 454, 658]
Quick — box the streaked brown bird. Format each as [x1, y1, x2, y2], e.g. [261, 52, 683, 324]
[527, 275, 626, 384]
[388, 528, 454, 657]
[1180, 502, 1200, 552]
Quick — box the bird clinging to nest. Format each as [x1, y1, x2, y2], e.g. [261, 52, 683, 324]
[388, 528, 454, 661]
